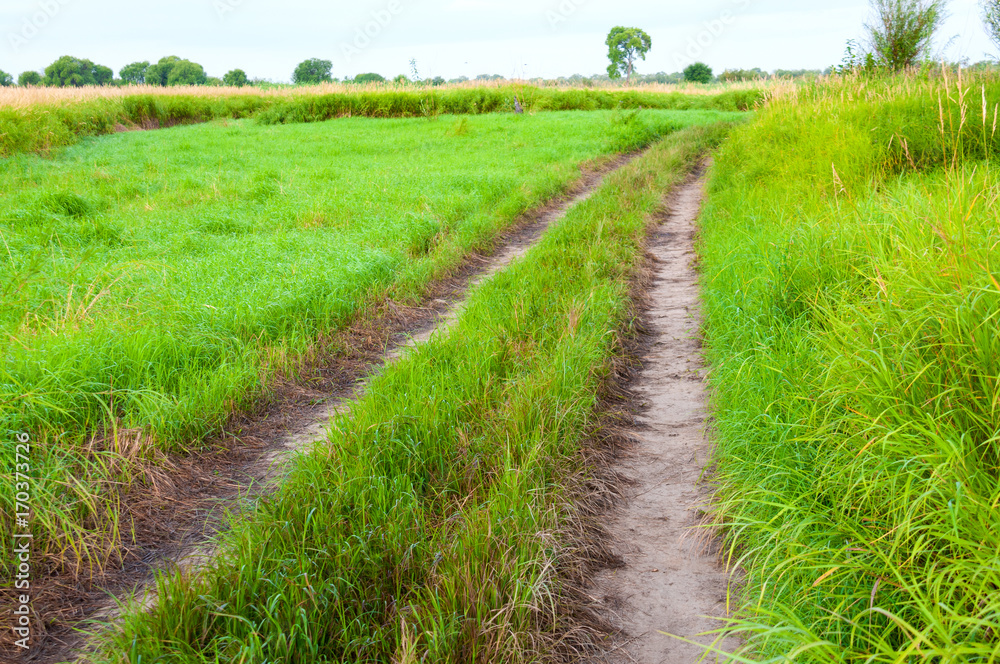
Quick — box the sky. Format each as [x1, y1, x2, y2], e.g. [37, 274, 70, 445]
[1, 0, 997, 83]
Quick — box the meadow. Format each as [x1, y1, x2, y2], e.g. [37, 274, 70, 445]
[87, 122, 732, 664]
[0, 83, 767, 157]
[0, 108, 740, 585]
[7, 65, 997, 662]
[699, 70, 1000, 661]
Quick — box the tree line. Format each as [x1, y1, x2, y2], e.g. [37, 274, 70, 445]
[5, 2, 1000, 91]
[0, 56, 435, 89]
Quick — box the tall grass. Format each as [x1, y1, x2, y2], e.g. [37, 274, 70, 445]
[0, 78, 783, 109]
[85, 122, 733, 664]
[699, 70, 1000, 661]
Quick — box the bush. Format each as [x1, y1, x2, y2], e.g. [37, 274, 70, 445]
[223, 69, 249, 87]
[17, 71, 42, 87]
[167, 60, 208, 86]
[119, 61, 149, 85]
[0, 70, 12, 87]
[354, 72, 386, 84]
[43, 56, 114, 87]
[866, 0, 947, 70]
[683, 62, 714, 83]
[145, 56, 208, 87]
[292, 58, 333, 85]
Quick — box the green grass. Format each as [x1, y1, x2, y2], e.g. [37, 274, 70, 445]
[0, 109, 741, 580]
[85, 122, 732, 664]
[0, 86, 765, 158]
[699, 72, 1000, 661]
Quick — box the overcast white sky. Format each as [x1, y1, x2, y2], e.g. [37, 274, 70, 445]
[1, 0, 996, 82]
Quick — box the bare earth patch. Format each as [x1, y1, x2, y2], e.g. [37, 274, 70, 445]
[591, 166, 739, 664]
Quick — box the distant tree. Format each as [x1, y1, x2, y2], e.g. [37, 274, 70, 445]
[393, 74, 409, 84]
[292, 58, 333, 84]
[773, 68, 823, 79]
[354, 72, 386, 83]
[167, 60, 208, 86]
[430, 76, 446, 86]
[43, 56, 114, 87]
[18, 71, 42, 86]
[683, 62, 714, 83]
[119, 61, 149, 85]
[93, 64, 113, 86]
[475, 73, 505, 81]
[865, 0, 948, 70]
[983, 0, 1000, 53]
[640, 71, 683, 84]
[718, 68, 765, 82]
[605, 26, 652, 81]
[145, 56, 183, 86]
[206, 77, 224, 86]
[0, 70, 13, 87]
[223, 69, 249, 87]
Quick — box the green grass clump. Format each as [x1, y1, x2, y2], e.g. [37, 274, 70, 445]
[699, 72, 1000, 661]
[255, 86, 765, 125]
[87, 123, 733, 664]
[0, 109, 740, 580]
[0, 94, 272, 157]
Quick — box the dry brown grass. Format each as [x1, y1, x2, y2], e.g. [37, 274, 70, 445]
[0, 78, 789, 109]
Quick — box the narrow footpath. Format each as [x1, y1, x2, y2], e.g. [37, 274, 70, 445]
[592, 167, 738, 664]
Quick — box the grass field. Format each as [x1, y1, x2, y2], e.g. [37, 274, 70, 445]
[85, 122, 732, 664]
[9, 65, 997, 662]
[0, 108, 740, 582]
[699, 70, 1000, 661]
[0, 84, 767, 158]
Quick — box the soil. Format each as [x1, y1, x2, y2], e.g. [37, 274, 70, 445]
[4, 152, 639, 664]
[590, 166, 739, 664]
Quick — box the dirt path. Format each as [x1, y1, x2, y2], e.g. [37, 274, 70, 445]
[51, 153, 640, 663]
[591, 167, 737, 664]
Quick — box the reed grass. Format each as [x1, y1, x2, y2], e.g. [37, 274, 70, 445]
[0, 78, 785, 109]
[699, 69, 1000, 662]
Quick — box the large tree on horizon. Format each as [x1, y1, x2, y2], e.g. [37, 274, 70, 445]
[605, 26, 652, 82]
[865, 0, 948, 70]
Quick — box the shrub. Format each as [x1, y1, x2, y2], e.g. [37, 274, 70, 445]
[292, 58, 333, 85]
[223, 69, 249, 87]
[866, 0, 948, 70]
[683, 62, 714, 83]
[119, 61, 149, 85]
[17, 71, 42, 87]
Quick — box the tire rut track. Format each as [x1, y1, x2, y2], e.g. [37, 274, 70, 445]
[55, 151, 641, 663]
